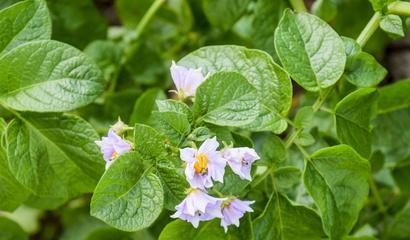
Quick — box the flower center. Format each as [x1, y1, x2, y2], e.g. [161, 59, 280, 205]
[194, 153, 208, 174]
[111, 151, 119, 159]
[241, 157, 249, 166]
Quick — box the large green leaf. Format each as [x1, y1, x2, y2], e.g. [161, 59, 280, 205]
[0, 0, 51, 54]
[372, 80, 410, 164]
[0, 217, 28, 240]
[0, 119, 29, 211]
[6, 113, 104, 200]
[335, 88, 378, 157]
[159, 219, 225, 240]
[344, 51, 386, 87]
[202, 0, 250, 31]
[179, 45, 292, 133]
[274, 9, 346, 92]
[0, 40, 104, 112]
[304, 145, 370, 239]
[91, 152, 164, 232]
[156, 99, 193, 122]
[253, 193, 324, 240]
[193, 71, 260, 127]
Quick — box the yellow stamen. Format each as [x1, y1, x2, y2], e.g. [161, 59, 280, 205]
[111, 151, 119, 159]
[194, 153, 208, 174]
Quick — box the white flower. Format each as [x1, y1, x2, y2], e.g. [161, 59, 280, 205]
[223, 147, 260, 181]
[171, 188, 224, 228]
[170, 61, 206, 99]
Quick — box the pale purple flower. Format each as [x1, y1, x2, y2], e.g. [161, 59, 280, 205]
[223, 147, 260, 181]
[170, 61, 206, 99]
[171, 188, 224, 228]
[220, 198, 254, 232]
[95, 129, 132, 169]
[180, 137, 226, 189]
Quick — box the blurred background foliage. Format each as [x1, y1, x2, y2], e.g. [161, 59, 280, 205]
[0, 0, 409, 239]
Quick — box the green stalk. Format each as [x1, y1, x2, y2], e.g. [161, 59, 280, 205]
[289, 0, 307, 12]
[356, 12, 381, 48]
[109, 0, 165, 93]
[388, 1, 410, 17]
[135, 0, 166, 38]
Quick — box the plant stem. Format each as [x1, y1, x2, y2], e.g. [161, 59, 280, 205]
[135, 0, 166, 38]
[388, 1, 410, 17]
[356, 12, 381, 48]
[108, 0, 165, 93]
[295, 142, 310, 159]
[368, 177, 388, 219]
[289, 0, 307, 12]
[285, 87, 333, 149]
[250, 167, 273, 188]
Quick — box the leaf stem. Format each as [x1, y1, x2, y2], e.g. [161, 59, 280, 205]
[134, 0, 166, 39]
[285, 87, 333, 149]
[388, 1, 410, 17]
[368, 177, 388, 219]
[250, 167, 274, 188]
[289, 0, 307, 12]
[295, 142, 310, 159]
[356, 12, 382, 48]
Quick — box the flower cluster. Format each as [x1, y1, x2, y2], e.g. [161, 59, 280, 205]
[172, 137, 260, 232]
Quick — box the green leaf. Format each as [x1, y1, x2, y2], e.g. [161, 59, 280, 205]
[189, 127, 212, 142]
[387, 204, 410, 240]
[335, 88, 378, 157]
[133, 124, 168, 161]
[46, 0, 108, 49]
[274, 9, 346, 92]
[304, 145, 370, 239]
[155, 162, 188, 211]
[150, 111, 191, 146]
[312, 0, 338, 22]
[6, 113, 104, 200]
[156, 99, 193, 122]
[0, 0, 51, 54]
[342, 37, 361, 57]
[295, 131, 315, 147]
[273, 166, 302, 192]
[257, 135, 287, 166]
[0, 140, 29, 211]
[380, 14, 404, 39]
[344, 51, 387, 87]
[91, 152, 164, 232]
[159, 219, 225, 240]
[202, 0, 250, 31]
[372, 108, 410, 164]
[0, 118, 29, 211]
[130, 88, 165, 125]
[179, 45, 292, 133]
[392, 157, 410, 195]
[253, 193, 324, 240]
[0, 40, 104, 112]
[252, 0, 289, 58]
[377, 79, 410, 114]
[294, 106, 315, 128]
[0, 216, 28, 240]
[84, 40, 122, 83]
[213, 167, 250, 195]
[193, 71, 259, 127]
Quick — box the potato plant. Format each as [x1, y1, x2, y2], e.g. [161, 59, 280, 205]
[0, 0, 409, 239]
